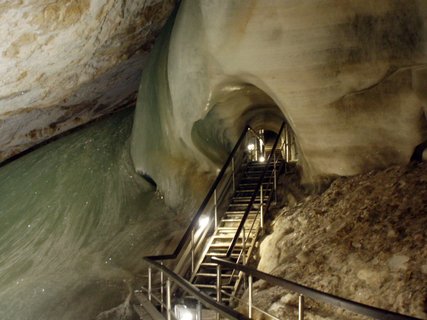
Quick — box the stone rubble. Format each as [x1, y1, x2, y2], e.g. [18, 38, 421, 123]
[242, 162, 427, 319]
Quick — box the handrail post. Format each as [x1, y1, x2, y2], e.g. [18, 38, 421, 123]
[260, 185, 264, 229]
[248, 274, 253, 318]
[216, 264, 222, 304]
[298, 294, 304, 320]
[148, 267, 152, 301]
[191, 229, 195, 275]
[196, 300, 202, 320]
[286, 126, 290, 162]
[273, 152, 277, 204]
[214, 189, 218, 231]
[160, 261, 164, 312]
[232, 157, 236, 191]
[166, 278, 172, 320]
[242, 227, 246, 264]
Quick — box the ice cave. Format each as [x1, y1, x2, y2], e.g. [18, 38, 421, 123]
[0, 1, 426, 320]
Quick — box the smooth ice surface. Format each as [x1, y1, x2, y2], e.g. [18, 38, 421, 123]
[131, 14, 217, 211]
[132, 0, 427, 196]
[0, 110, 182, 320]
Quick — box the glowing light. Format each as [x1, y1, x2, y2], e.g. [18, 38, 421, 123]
[259, 156, 265, 162]
[180, 310, 193, 320]
[198, 216, 209, 229]
[175, 305, 195, 320]
[247, 143, 255, 151]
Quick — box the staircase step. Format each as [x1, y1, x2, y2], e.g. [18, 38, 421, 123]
[237, 188, 271, 192]
[208, 248, 245, 254]
[225, 210, 258, 214]
[210, 243, 244, 248]
[231, 197, 268, 201]
[238, 182, 273, 187]
[194, 284, 234, 290]
[228, 203, 261, 208]
[214, 233, 255, 239]
[205, 252, 240, 258]
[221, 218, 256, 222]
[195, 273, 239, 278]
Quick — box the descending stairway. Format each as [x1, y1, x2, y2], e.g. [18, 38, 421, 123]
[190, 159, 282, 304]
[138, 124, 419, 320]
[139, 124, 293, 319]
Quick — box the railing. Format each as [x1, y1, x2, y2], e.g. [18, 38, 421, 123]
[142, 124, 273, 317]
[212, 257, 421, 320]
[226, 122, 285, 257]
[145, 125, 252, 271]
[142, 258, 250, 320]
[219, 123, 286, 302]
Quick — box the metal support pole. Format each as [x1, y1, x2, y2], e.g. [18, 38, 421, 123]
[216, 264, 222, 303]
[242, 227, 246, 264]
[273, 153, 277, 204]
[214, 189, 218, 230]
[148, 267, 152, 301]
[260, 185, 264, 229]
[248, 274, 253, 318]
[191, 229, 195, 275]
[298, 294, 305, 320]
[196, 300, 202, 320]
[255, 139, 258, 161]
[166, 278, 172, 320]
[286, 126, 290, 162]
[160, 262, 164, 312]
[232, 157, 235, 191]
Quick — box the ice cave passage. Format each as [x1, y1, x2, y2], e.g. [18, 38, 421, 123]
[0, 1, 426, 319]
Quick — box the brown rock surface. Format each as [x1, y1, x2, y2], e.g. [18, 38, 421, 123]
[251, 162, 427, 319]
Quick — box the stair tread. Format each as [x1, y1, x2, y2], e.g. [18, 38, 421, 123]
[194, 284, 234, 289]
[210, 243, 243, 247]
[195, 273, 238, 278]
[205, 253, 239, 257]
[221, 218, 257, 222]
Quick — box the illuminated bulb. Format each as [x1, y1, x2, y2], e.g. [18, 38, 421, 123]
[247, 143, 255, 151]
[180, 310, 193, 320]
[259, 156, 265, 162]
[198, 216, 209, 229]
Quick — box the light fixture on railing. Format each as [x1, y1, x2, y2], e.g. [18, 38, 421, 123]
[198, 216, 209, 229]
[259, 156, 265, 162]
[247, 143, 255, 151]
[174, 305, 196, 320]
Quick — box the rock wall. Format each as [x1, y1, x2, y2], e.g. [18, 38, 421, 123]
[253, 162, 427, 319]
[0, 0, 175, 162]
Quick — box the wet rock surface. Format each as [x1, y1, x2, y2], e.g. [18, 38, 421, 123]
[250, 162, 427, 319]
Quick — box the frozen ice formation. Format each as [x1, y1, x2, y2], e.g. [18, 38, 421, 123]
[131, 0, 427, 207]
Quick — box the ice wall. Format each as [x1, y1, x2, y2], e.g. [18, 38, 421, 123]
[0, 110, 183, 320]
[131, 0, 427, 205]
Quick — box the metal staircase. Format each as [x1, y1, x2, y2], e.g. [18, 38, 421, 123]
[137, 124, 290, 319]
[135, 122, 419, 320]
[191, 159, 280, 303]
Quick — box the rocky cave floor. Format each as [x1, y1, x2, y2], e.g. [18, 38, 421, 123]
[239, 161, 427, 320]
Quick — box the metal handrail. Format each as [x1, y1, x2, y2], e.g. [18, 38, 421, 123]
[145, 125, 250, 261]
[212, 258, 421, 320]
[143, 258, 250, 320]
[226, 140, 285, 289]
[220, 289, 280, 320]
[226, 122, 285, 256]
